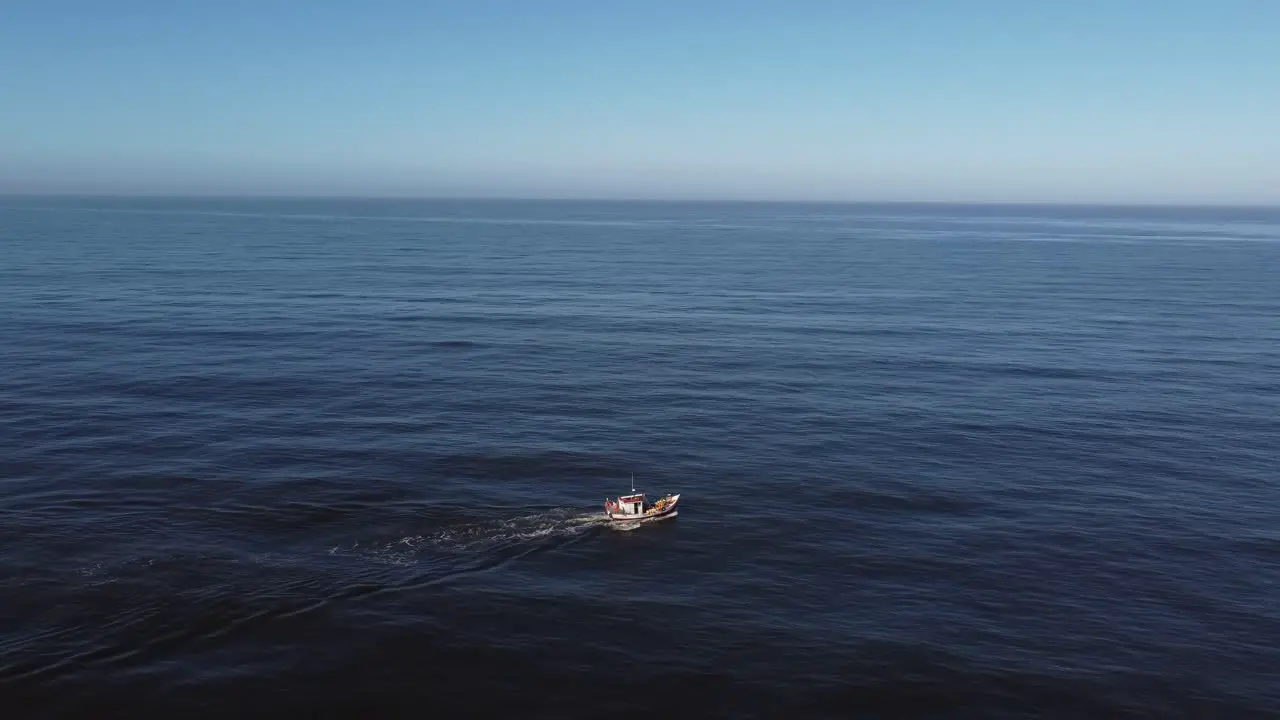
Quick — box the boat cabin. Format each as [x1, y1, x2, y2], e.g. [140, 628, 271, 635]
[616, 493, 645, 516]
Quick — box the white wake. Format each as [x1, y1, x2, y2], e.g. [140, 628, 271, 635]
[327, 507, 613, 566]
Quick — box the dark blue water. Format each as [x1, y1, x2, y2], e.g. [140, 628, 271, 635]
[2, 197, 1278, 718]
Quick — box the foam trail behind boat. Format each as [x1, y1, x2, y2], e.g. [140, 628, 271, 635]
[329, 507, 611, 566]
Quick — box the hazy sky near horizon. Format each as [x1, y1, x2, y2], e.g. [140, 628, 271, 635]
[2, 1, 1277, 203]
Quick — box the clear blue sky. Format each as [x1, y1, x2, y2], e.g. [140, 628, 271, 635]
[2, 0, 1277, 202]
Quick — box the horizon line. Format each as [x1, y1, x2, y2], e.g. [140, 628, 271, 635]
[2, 191, 1277, 210]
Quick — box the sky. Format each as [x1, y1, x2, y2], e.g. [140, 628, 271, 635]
[1, 0, 1277, 203]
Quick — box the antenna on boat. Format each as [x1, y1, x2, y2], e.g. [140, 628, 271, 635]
[630, 472, 635, 493]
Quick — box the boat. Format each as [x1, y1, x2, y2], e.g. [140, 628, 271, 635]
[604, 475, 680, 523]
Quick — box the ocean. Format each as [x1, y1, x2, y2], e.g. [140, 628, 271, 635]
[1, 197, 1277, 718]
